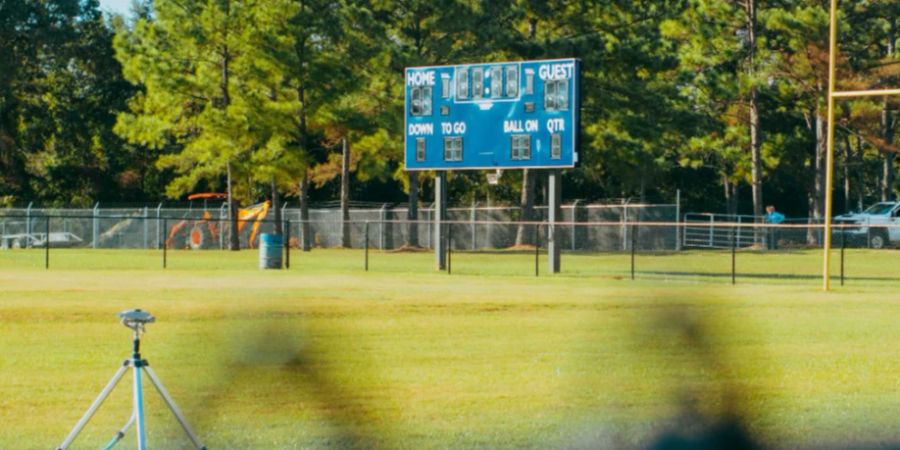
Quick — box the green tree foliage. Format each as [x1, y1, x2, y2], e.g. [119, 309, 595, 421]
[1, 0, 897, 222]
[663, 0, 766, 215]
[761, 1, 897, 226]
[114, 0, 299, 199]
[572, 1, 696, 203]
[0, 0, 138, 206]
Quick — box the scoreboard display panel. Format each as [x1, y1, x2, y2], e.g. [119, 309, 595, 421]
[404, 58, 580, 171]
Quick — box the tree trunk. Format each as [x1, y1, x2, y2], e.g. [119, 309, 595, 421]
[300, 170, 311, 251]
[272, 177, 282, 235]
[515, 169, 536, 246]
[295, 77, 310, 251]
[731, 183, 738, 217]
[407, 171, 419, 247]
[883, 146, 895, 202]
[227, 162, 240, 250]
[814, 114, 827, 219]
[220, 27, 237, 250]
[843, 133, 851, 214]
[723, 174, 738, 216]
[882, 17, 896, 202]
[513, 17, 540, 247]
[808, 110, 827, 245]
[746, 0, 764, 242]
[340, 137, 351, 248]
[639, 175, 646, 203]
[857, 136, 865, 211]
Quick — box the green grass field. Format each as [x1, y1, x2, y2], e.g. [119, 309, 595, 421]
[2, 249, 900, 449]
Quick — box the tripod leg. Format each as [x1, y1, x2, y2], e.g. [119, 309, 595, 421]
[101, 413, 136, 450]
[134, 361, 147, 450]
[57, 362, 130, 450]
[143, 365, 207, 450]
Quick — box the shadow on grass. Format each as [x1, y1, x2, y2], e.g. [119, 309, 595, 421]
[190, 320, 394, 449]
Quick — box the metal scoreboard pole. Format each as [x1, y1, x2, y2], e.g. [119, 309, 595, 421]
[435, 172, 447, 270]
[547, 170, 562, 273]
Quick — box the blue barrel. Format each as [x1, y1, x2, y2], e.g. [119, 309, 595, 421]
[259, 234, 283, 269]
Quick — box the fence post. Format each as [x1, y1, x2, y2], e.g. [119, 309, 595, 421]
[630, 223, 636, 280]
[470, 200, 477, 251]
[26, 201, 33, 241]
[621, 202, 629, 251]
[380, 203, 388, 250]
[675, 189, 682, 251]
[45, 215, 50, 270]
[426, 205, 432, 249]
[284, 219, 291, 270]
[840, 225, 846, 286]
[162, 218, 167, 269]
[534, 223, 540, 277]
[142, 206, 149, 249]
[486, 197, 493, 249]
[156, 203, 163, 249]
[219, 203, 228, 249]
[571, 200, 580, 251]
[92, 202, 99, 249]
[731, 226, 737, 285]
[866, 217, 871, 249]
[364, 221, 369, 272]
[447, 223, 452, 275]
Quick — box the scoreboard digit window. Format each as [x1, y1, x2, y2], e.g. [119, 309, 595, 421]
[405, 58, 581, 171]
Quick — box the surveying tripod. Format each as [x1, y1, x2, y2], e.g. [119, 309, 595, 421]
[57, 310, 206, 450]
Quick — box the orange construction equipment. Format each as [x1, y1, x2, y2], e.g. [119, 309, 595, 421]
[186, 193, 228, 201]
[237, 201, 270, 248]
[166, 194, 271, 249]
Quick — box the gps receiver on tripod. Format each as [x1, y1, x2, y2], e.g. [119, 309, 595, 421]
[57, 309, 207, 450]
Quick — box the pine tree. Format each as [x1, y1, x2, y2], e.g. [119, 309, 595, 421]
[114, 0, 300, 249]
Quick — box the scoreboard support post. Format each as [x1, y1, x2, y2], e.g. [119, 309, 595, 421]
[434, 172, 447, 270]
[547, 170, 562, 273]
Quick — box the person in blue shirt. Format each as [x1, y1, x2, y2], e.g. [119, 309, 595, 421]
[765, 205, 785, 249]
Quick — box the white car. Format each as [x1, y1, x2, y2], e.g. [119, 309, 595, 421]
[833, 202, 900, 249]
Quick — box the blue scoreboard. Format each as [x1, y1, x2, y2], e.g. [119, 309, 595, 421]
[404, 58, 580, 171]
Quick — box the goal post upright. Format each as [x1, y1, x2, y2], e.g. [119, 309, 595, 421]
[823, 0, 899, 291]
[822, 0, 839, 291]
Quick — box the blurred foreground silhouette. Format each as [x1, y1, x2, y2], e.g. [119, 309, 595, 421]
[183, 300, 898, 450]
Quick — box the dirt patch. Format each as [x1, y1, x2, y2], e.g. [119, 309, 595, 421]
[387, 245, 430, 253]
[504, 244, 538, 251]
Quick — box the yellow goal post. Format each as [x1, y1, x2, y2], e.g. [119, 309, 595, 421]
[823, 0, 899, 290]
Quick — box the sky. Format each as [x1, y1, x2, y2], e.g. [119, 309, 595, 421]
[98, 0, 132, 16]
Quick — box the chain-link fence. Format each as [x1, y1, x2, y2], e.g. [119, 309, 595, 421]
[296, 203, 678, 251]
[3, 205, 899, 286]
[0, 203, 678, 251]
[682, 212, 900, 250]
[0, 203, 900, 252]
[3, 204, 900, 255]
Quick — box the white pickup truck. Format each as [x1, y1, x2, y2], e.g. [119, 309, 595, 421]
[833, 201, 900, 249]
